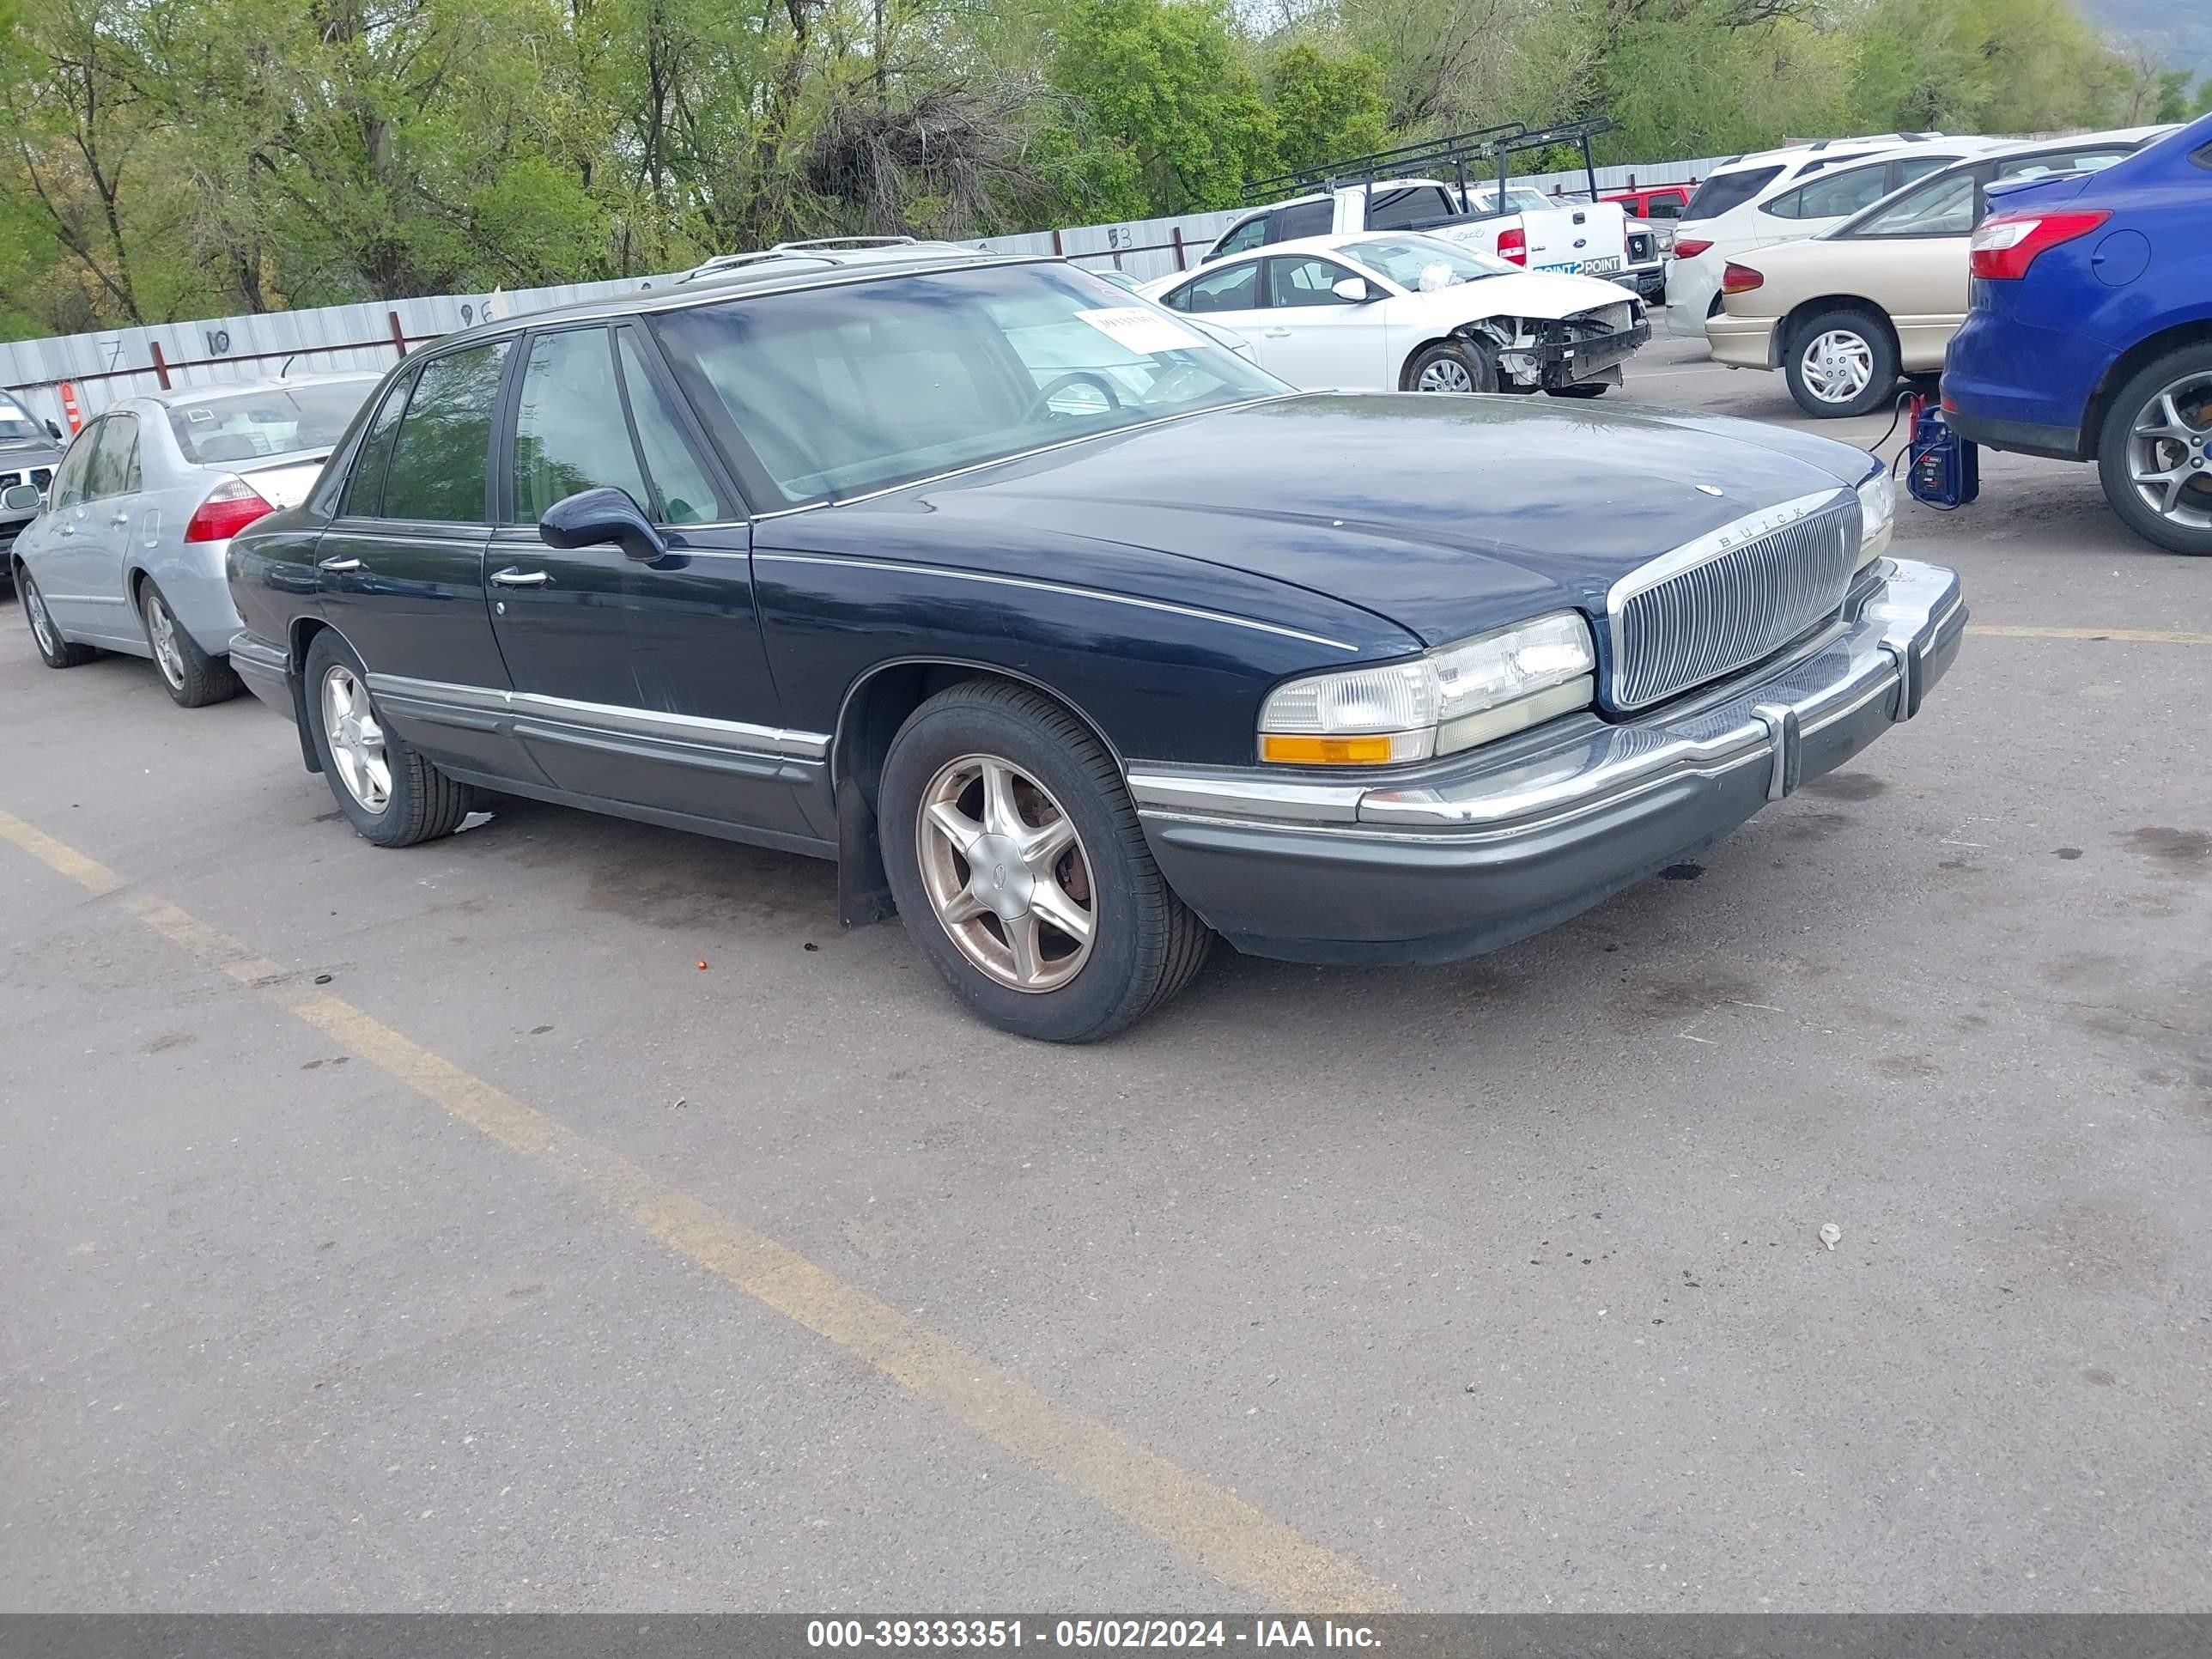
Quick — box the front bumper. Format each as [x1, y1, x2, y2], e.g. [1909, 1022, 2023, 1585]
[1502, 320, 1652, 390]
[1132, 557, 1965, 966]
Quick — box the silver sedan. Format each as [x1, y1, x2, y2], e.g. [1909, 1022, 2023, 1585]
[7, 374, 379, 706]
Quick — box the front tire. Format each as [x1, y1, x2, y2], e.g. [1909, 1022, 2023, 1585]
[2095, 343, 2212, 556]
[1784, 308, 1897, 418]
[140, 579, 241, 708]
[1405, 339, 1497, 395]
[20, 569, 94, 668]
[303, 630, 475, 847]
[878, 680, 1211, 1042]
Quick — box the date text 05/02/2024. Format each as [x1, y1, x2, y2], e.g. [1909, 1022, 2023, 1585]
[804, 1620, 1382, 1650]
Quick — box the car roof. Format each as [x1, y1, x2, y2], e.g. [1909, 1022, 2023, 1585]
[423, 247, 1048, 355]
[1709, 132, 1947, 173]
[672, 236, 988, 284]
[134, 371, 384, 409]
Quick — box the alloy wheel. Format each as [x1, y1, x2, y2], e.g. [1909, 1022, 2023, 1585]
[1801, 331, 1874, 405]
[1416, 357, 1475, 393]
[144, 590, 185, 690]
[2126, 374, 2212, 532]
[915, 752, 1097, 994]
[24, 580, 56, 659]
[322, 664, 392, 812]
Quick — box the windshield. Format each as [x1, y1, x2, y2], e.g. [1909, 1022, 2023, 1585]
[0, 392, 46, 444]
[652, 263, 1283, 506]
[1344, 235, 1518, 289]
[167, 382, 374, 465]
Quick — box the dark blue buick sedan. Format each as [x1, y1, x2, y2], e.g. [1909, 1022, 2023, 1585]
[225, 242, 1966, 1041]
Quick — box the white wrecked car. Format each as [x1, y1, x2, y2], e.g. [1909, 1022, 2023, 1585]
[1140, 231, 1650, 398]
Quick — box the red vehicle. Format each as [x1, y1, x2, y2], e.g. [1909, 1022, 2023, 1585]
[1604, 185, 1693, 222]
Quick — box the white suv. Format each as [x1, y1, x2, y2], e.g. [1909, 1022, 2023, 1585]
[1662, 134, 2000, 337]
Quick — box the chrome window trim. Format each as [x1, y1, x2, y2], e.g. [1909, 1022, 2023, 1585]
[364, 672, 829, 762]
[755, 552, 1359, 653]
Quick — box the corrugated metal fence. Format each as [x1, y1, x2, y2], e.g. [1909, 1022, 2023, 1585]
[0, 154, 1722, 431]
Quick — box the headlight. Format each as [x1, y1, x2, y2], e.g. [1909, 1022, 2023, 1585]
[1258, 612, 1595, 765]
[1856, 471, 1894, 568]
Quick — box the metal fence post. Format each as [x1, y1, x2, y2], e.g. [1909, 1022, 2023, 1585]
[149, 340, 172, 390]
[388, 311, 409, 356]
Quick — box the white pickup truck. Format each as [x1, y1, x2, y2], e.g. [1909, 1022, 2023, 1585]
[1202, 179, 1632, 283]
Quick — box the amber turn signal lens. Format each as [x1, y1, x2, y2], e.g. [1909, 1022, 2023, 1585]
[1259, 733, 1397, 765]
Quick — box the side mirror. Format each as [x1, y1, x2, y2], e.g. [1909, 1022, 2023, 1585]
[1332, 276, 1374, 303]
[2, 483, 42, 513]
[539, 486, 666, 563]
[44, 420, 62, 441]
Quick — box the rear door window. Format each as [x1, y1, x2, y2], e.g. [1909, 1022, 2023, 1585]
[1680, 166, 1781, 222]
[1649, 190, 1687, 218]
[1788, 162, 1893, 221]
[378, 342, 511, 523]
[1850, 171, 1978, 238]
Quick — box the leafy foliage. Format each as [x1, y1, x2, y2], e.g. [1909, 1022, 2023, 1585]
[0, 0, 2175, 339]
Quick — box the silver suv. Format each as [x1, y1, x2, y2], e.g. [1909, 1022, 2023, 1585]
[0, 388, 66, 583]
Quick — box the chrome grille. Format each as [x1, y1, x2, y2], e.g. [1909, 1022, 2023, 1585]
[1608, 490, 1859, 710]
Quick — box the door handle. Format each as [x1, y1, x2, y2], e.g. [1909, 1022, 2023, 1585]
[318, 556, 362, 573]
[489, 567, 550, 588]
[1262, 328, 1292, 337]
[109, 510, 129, 526]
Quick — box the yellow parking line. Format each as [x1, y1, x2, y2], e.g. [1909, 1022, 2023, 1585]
[1967, 624, 2212, 646]
[0, 805, 1400, 1614]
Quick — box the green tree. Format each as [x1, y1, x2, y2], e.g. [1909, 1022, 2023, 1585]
[1043, 0, 1279, 218]
[1266, 40, 1390, 174]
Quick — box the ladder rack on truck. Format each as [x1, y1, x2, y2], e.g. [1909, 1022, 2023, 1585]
[1238, 118, 1620, 219]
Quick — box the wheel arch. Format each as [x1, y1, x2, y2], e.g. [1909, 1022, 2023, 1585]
[827, 657, 1127, 930]
[282, 614, 369, 775]
[1778, 296, 1899, 368]
[2082, 316, 2212, 459]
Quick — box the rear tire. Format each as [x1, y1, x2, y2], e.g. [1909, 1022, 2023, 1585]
[1784, 307, 1898, 419]
[1404, 339, 1497, 395]
[303, 630, 475, 847]
[878, 679, 1211, 1042]
[140, 578, 241, 708]
[20, 569, 94, 668]
[2094, 343, 2212, 556]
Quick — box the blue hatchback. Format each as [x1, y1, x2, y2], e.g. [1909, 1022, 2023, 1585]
[1944, 112, 2212, 555]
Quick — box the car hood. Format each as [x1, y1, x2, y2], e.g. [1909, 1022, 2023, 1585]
[0, 436, 61, 464]
[1394, 270, 1633, 320]
[901, 393, 1875, 647]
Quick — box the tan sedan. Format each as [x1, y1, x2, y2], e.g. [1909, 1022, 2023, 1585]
[1706, 131, 2162, 416]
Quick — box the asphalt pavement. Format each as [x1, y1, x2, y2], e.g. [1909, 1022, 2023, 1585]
[3, 329, 2209, 1613]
